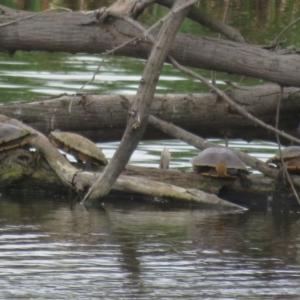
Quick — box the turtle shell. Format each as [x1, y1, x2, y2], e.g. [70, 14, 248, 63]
[190, 147, 247, 178]
[266, 146, 300, 172]
[49, 131, 108, 166]
[0, 123, 31, 151]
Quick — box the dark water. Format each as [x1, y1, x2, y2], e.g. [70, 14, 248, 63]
[1, 195, 300, 299]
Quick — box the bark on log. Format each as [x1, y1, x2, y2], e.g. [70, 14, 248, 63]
[156, 0, 245, 42]
[110, 0, 245, 42]
[0, 5, 300, 87]
[1, 134, 297, 208]
[0, 84, 299, 144]
[0, 114, 246, 209]
[0, 149, 225, 195]
[0, 147, 244, 209]
[2, 146, 296, 209]
[85, 0, 193, 200]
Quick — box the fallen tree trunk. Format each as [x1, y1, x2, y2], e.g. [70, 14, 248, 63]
[2, 146, 296, 209]
[0, 147, 244, 209]
[0, 5, 300, 87]
[1, 146, 274, 196]
[2, 129, 299, 209]
[0, 84, 299, 143]
[0, 114, 247, 209]
[84, 0, 193, 201]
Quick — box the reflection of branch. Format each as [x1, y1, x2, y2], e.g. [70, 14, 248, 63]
[275, 86, 300, 205]
[0, 7, 72, 28]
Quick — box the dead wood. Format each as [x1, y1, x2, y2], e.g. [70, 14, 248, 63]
[0, 115, 245, 208]
[0, 144, 292, 210]
[0, 85, 299, 144]
[0, 5, 300, 87]
[111, 175, 245, 209]
[0, 144, 264, 210]
[109, 0, 244, 43]
[169, 58, 300, 146]
[84, 0, 193, 201]
[0, 148, 35, 188]
[109, 4, 298, 154]
[1, 131, 298, 209]
[274, 86, 300, 204]
[0, 148, 224, 195]
[156, 0, 245, 42]
[108, 0, 155, 19]
[147, 114, 278, 179]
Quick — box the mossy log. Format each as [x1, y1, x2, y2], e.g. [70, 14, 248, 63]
[0, 146, 272, 203]
[0, 114, 298, 209]
[0, 116, 242, 210]
[2, 146, 298, 208]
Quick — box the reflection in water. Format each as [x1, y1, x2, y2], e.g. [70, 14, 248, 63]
[0, 195, 300, 299]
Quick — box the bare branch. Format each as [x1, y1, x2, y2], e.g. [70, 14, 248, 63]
[170, 57, 300, 146]
[83, 0, 193, 201]
[109, 5, 300, 147]
[156, 0, 245, 42]
[275, 86, 300, 205]
[108, 0, 155, 19]
[0, 7, 72, 29]
[273, 16, 300, 45]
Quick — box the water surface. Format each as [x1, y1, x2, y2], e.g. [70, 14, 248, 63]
[0, 1, 300, 298]
[1, 196, 300, 299]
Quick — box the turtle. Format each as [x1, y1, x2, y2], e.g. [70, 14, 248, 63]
[0, 123, 32, 152]
[266, 146, 300, 174]
[49, 131, 108, 169]
[190, 147, 251, 187]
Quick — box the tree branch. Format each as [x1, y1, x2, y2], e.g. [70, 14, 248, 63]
[156, 0, 245, 42]
[169, 58, 300, 145]
[83, 0, 194, 201]
[107, 5, 300, 158]
[0, 5, 299, 86]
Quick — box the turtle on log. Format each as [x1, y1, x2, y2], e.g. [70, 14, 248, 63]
[0, 123, 32, 152]
[49, 131, 108, 169]
[266, 146, 300, 174]
[190, 147, 251, 187]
